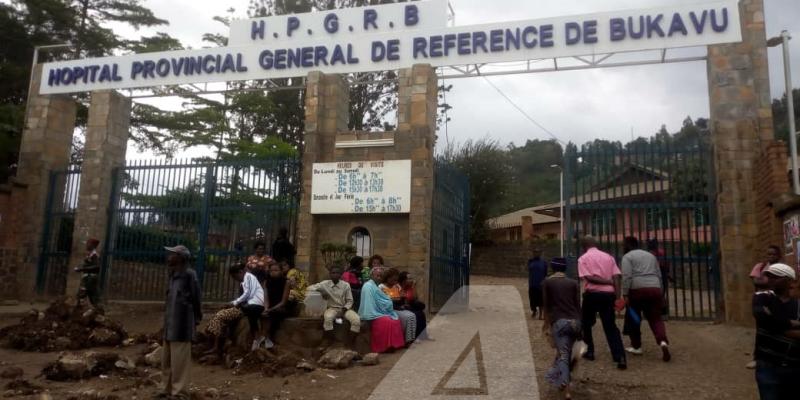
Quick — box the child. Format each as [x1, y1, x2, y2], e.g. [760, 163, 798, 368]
[307, 264, 361, 349]
[205, 264, 266, 357]
[281, 261, 308, 305]
[74, 238, 101, 310]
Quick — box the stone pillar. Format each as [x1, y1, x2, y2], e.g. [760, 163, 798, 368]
[65, 90, 131, 296]
[397, 64, 437, 308]
[707, 0, 772, 324]
[296, 72, 350, 281]
[14, 65, 77, 300]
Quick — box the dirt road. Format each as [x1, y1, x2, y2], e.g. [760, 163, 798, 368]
[0, 275, 759, 399]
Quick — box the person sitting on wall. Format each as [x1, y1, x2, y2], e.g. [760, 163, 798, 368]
[280, 260, 308, 307]
[307, 264, 361, 350]
[359, 266, 405, 353]
[365, 254, 384, 283]
[74, 238, 102, 311]
[261, 263, 291, 349]
[246, 241, 273, 283]
[343, 256, 364, 309]
[380, 268, 417, 345]
[204, 263, 265, 358]
[399, 271, 432, 341]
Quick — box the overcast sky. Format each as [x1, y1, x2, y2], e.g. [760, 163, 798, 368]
[104, 0, 800, 157]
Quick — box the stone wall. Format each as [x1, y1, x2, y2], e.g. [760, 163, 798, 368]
[297, 65, 437, 306]
[0, 248, 19, 300]
[707, 0, 773, 324]
[471, 242, 561, 278]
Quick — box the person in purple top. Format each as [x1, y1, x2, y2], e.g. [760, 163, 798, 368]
[528, 248, 549, 319]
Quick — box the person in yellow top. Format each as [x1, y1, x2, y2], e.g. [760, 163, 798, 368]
[280, 261, 308, 304]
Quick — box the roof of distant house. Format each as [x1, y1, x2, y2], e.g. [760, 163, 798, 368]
[487, 202, 562, 229]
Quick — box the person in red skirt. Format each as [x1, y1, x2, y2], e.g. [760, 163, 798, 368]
[358, 267, 405, 353]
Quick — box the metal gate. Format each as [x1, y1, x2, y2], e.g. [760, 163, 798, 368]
[37, 165, 82, 296]
[102, 158, 301, 302]
[564, 137, 720, 320]
[429, 161, 471, 312]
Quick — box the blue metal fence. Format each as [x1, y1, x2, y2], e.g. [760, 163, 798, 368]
[430, 161, 471, 312]
[102, 158, 301, 301]
[563, 136, 720, 320]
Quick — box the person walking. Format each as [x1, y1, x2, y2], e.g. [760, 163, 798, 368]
[752, 263, 800, 400]
[542, 257, 582, 399]
[747, 245, 782, 369]
[620, 236, 671, 362]
[528, 248, 549, 319]
[577, 236, 626, 369]
[159, 245, 202, 399]
[74, 238, 102, 311]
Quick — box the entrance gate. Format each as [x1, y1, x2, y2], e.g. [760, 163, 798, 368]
[564, 137, 720, 320]
[36, 165, 82, 296]
[429, 161, 470, 312]
[101, 158, 300, 302]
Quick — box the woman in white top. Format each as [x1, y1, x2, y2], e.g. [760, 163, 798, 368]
[205, 263, 265, 358]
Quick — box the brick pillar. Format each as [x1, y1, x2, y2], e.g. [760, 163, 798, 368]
[296, 72, 349, 281]
[707, 0, 772, 324]
[14, 65, 77, 300]
[521, 216, 534, 244]
[65, 90, 131, 297]
[755, 142, 791, 259]
[397, 64, 437, 308]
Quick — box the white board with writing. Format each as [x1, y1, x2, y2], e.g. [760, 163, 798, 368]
[311, 160, 411, 214]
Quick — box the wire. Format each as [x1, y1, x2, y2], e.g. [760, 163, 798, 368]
[481, 76, 566, 145]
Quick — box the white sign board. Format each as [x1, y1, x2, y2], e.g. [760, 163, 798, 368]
[311, 160, 411, 214]
[39, 0, 741, 94]
[228, 0, 447, 46]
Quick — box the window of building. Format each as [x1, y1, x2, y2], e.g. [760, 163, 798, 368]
[349, 227, 372, 257]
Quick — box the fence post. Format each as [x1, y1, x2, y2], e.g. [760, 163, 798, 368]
[35, 171, 58, 294]
[196, 165, 215, 284]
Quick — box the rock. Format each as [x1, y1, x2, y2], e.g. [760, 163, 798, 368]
[317, 349, 358, 369]
[85, 351, 120, 375]
[3, 379, 42, 396]
[122, 338, 136, 347]
[114, 358, 135, 371]
[0, 366, 23, 379]
[144, 345, 162, 367]
[204, 387, 220, 399]
[53, 336, 72, 350]
[296, 360, 315, 371]
[89, 328, 121, 347]
[43, 354, 89, 381]
[361, 353, 380, 366]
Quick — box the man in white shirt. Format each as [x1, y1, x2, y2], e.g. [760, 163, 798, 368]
[205, 264, 265, 357]
[307, 265, 361, 349]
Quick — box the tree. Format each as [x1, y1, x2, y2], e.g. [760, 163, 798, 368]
[773, 88, 800, 150]
[0, 0, 175, 182]
[439, 137, 513, 242]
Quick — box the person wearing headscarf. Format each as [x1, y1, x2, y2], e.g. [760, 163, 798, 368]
[380, 267, 417, 344]
[358, 266, 405, 353]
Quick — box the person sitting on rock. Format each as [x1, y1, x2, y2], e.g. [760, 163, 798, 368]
[307, 264, 361, 350]
[261, 263, 291, 349]
[343, 256, 364, 310]
[74, 238, 102, 311]
[280, 260, 308, 307]
[204, 263, 265, 359]
[399, 271, 432, 341]
[245, 241, 272, 283]
[358, 267, 405, 353]
[379, 268, 417, 345]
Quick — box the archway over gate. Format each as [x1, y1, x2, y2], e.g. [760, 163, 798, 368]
[5, 0, 781, 324]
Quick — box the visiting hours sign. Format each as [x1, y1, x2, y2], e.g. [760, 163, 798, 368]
[310, 160, 411, 214]
[38, 0, 741, 94]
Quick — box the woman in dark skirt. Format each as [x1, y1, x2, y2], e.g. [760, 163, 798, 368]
[399, 271, 432, 341]
[261, 263, 291, 349]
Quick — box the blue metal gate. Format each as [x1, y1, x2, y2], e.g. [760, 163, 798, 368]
[37, 165, 82, 296]
[430, 161, 471, 312]
[563, 137, 720, 320]
[102, 158, 301, 301]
